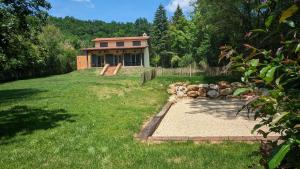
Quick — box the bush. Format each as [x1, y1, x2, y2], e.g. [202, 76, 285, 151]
[222, 2, 300, 168]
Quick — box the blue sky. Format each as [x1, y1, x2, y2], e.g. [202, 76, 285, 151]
[48, 0, 194, 22]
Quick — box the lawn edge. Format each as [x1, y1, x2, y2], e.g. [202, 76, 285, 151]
[136, 101, 174, 140]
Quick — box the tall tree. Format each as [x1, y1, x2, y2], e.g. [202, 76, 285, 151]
[169, 5, 192, 60]
[172, 5, 188, 29]
[151, 4, 170, 67]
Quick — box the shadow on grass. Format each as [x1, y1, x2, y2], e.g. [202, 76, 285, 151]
[0, 88, 46, 103]
[0, 106, 76, 140]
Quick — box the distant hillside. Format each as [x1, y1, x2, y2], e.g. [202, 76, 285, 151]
[48, 16, 152, 45]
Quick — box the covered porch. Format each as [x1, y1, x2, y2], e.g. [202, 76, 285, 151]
[91, 52, 144, 67]
[86, 48, 146, 67]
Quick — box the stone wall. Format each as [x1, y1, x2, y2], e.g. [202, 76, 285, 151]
[167, 81, 252, 100]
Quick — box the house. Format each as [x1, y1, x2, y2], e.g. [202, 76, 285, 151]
[77, 33, 150, 71]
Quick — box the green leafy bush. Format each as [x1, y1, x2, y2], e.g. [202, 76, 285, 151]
[221, 1, 300, 168]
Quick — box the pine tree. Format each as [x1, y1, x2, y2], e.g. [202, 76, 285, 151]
[172, 5, 185, 27]
[169, 5, 191, 59]
[151, 4, 170, 67]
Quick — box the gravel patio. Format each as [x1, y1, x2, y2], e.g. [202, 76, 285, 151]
[152, 98, 279, 140]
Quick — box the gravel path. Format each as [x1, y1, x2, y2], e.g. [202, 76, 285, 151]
[153, 98, 278, 137]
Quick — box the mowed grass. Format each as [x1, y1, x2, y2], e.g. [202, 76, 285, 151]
[0, 69, 261, 169]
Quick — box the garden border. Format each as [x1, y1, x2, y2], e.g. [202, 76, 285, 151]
[148, 136, 280, 142]
[136, 101, 174, 140]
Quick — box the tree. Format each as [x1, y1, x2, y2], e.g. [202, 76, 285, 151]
[151, 55, 160, 68]
[171, 55, 181, 68]
[179, 54, 194, 77]
[169, 5, 193, 59]
[151, 5, 170, 67]
[134, 18, 151, 36]
[172, 5, 188, 30]
[191, 0, 260, 67]
[0, 0, 51, 81]
[39, 25, 77, 74]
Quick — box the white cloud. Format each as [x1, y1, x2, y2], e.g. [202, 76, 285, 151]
[166, 0, 196, 13]
[71, 0, 95, 8]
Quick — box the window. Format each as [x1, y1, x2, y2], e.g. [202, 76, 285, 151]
[132, 41, 141, 46]
[100, 42, 108, 47]
[124, 53, 142, 66]
[116, 42, 124, 47]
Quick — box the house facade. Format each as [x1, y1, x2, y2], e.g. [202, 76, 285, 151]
[77, 34, 150, 70]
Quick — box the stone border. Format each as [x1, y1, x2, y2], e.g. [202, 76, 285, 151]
[136, 101, 174, 140]
[148, 136, 280, 142]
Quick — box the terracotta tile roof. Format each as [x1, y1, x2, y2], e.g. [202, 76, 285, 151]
[92, 36, 150, 42]
[82, 46, 147, 51]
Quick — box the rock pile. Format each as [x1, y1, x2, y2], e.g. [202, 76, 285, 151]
[167, 81, 246, 99]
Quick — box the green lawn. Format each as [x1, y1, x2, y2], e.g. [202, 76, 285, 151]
[0, 69, 261, 169]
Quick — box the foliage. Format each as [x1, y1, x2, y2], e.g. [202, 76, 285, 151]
[151, 55, 161, 67]
[0, 0, 51, 81]
[134, 18, 152, 36]
[221, 1, 300, 168]
[191, 0, 264, 67]
[171, 55, 181, 68]
[179, 54, 194, 67]
[38, 25, 77, 74]
[48, 16, 151, 48]
[151, 4, 170, 66]
[169, 6, 193, 58]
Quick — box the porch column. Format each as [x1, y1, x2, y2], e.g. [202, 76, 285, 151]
[140, 53, 143, 66]
[144, 47, 150, 67]
[122, 50, 125, 66]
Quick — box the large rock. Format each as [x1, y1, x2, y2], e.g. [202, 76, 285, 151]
[220, 88, 233, 96]
[199, 84, 209, 88]
[167, 84, 177, 94]
[177, 91, 187, 98]
[209, 84, 219, 90]
[207, 90, 219, 98]
[168, 84, 176, 89]
[176, 86, 188, 98]
[226, 95, 239, 99]
[167, 88, 176, 95]
[198, 88, 207, 97]
[174, 82, 184, 86]
[176, 86, 188, 93]
[231, 82, 244, 88]
[187, 85, 200, 91]
[187, 91, 199, 98]
[218, 81, 231, 89]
